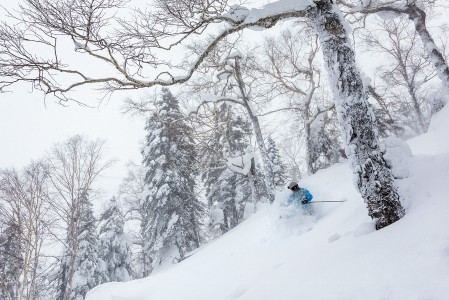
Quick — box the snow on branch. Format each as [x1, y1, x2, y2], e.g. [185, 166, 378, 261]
[0, 0, 310, 102]
[222, 5, 250, 22]
[225, 149, 254, 175]
[338, 0, 407, 13]
[186, 93, 244, 116]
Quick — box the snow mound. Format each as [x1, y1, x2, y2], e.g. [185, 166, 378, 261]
[383, 137, 412, 179]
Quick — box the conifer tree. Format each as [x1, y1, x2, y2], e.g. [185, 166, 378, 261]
[202, 104, 253, 237]
[140, 88, 204, 275]
[71, 190, 104, 300]
[202, 124, 237, 236]
[0, 221, 22, 300]
[99, 197, 132, 283]
[266, 137, 286, 187]
[309, 111, 341, 172]
[226, 109, 253, 217]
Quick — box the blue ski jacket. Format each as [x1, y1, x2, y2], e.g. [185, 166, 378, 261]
[287, 188, 313, 205]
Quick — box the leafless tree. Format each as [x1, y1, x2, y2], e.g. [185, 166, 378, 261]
[0, 161, 53, 300]
[361, 15, 436, 135]
[308, 0, 404, 228]
[255, 27, 340, 174]
[116, 161, 146, 278]
[217, 53, 276, 202]
[118, 161, 145, 222]
[46, 135, 112, 300]
[338, 0, 449, 93]
[0, 0, 306, 101]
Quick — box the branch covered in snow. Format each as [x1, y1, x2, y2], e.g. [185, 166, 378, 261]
[0, 0, 310, 102]
[225, 149, 254, 175]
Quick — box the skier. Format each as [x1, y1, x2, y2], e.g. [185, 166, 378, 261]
[286, 181, 313, 215]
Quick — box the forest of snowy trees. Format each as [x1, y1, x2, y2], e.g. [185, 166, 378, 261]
[1, 0, 448, 299]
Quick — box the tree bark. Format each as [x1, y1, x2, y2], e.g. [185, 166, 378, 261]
[305, 118, 314, 175]
[308, 0, 405, 229]
[407, 2, 449, 93]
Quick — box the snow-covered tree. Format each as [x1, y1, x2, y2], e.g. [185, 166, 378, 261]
[201, 107, 236, 237]
[309, 0, 405, 228]
[309, 110, 341, 172]
[266, 137, 286, 187]
[201, 103, 253, 238]
[140, 88, 205, 275]
[0, 221, 22, 300]
[99, 197, 132, 282]
[71, 190, 105, 300]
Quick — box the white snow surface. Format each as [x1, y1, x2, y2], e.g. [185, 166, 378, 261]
[408, 103, 449, 155]
[223, 5, 250, 22]
[383, 137, 413, 179]
[244, 0, 313, 24]
[87, 105, 449, 300]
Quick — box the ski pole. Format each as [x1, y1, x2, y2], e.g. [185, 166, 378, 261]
[308, 200, 346, 203]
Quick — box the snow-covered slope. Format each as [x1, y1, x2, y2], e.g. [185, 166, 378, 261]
[87, 105, 449, 300]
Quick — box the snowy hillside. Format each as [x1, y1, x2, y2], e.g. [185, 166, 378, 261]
[87, 105, 449, 300]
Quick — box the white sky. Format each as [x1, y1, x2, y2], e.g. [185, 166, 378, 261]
[0, 1, 149, 201]
[0, 82, 146, 200]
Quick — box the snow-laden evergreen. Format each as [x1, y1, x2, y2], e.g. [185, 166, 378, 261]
[201, 103, 253, 238]
[0, 221, 21, 300]
[266, 137, 286, 186]
[71, 190, 105, 300]
[99, 197, 132, 283]
[140, 88, 205, 275]
[308, 110, 340, 172]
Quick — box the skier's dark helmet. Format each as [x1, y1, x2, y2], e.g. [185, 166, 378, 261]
[288, 181, 299, 190]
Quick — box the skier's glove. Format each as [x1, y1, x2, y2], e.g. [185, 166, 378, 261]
[301, 199, 308, 205]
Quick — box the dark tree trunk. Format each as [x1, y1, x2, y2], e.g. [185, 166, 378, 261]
[308, 0, 405, 229]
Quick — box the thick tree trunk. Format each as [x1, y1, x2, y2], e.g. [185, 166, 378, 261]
[308, 0, 405, 229]
[407, 3, 449, 93]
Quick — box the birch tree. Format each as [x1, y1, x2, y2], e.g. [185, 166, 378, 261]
[338, 0, 449, 93]
[0, 161, 53, 300]
[47, 135, 112, 300]
[256, 28, 340, 174]
[361, 15, 436, 135]
[307, 0, 404, 228]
